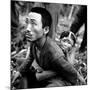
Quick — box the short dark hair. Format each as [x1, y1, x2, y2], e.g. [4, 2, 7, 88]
[31, 7, 52, 29]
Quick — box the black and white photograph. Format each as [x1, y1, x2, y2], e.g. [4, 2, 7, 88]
[10, 0, 87, 90]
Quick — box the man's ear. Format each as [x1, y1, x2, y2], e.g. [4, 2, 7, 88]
[43, 26, 49, 35]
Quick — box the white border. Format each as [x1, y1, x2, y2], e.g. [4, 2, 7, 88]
[17, 0, 88, 5]
[0, 0, 89, 90]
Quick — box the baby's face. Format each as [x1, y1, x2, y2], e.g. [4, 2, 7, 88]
[60, 36, 74, 52]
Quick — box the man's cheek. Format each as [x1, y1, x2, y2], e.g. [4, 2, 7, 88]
[34, 29, 43, 37]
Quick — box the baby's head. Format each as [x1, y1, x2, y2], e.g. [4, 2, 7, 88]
[60, 31, 76, 52]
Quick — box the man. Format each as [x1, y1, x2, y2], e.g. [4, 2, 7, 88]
[12, 7, 86, 88]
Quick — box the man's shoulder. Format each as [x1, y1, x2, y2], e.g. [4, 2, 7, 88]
[46, 37, 62, 51]
[45, 37, 64, 57]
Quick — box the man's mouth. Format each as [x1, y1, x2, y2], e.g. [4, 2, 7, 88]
[25, 32, 32, 37]
[25, 34, 32, 37]
[25, 33, 33, 40]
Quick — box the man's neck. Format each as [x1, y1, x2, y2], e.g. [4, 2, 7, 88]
[35, 36, 46, 50]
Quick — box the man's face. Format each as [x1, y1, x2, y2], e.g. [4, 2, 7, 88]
[24, 12, 44, 42]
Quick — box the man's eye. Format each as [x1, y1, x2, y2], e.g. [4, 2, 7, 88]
[31, 21, 37, 25]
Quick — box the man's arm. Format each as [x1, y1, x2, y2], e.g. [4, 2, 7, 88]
[12, 44, 34, 85]
[51, 52, 86, 85]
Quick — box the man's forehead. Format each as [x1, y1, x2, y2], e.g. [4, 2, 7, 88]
[28, 12, 42, 22]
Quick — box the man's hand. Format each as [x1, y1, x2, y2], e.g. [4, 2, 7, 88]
[12, 71, 22, 85]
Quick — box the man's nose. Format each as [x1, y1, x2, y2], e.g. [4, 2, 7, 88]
[26, 24, 32, 32]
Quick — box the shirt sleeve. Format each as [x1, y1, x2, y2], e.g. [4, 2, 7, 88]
[50, 48, 78, 85]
